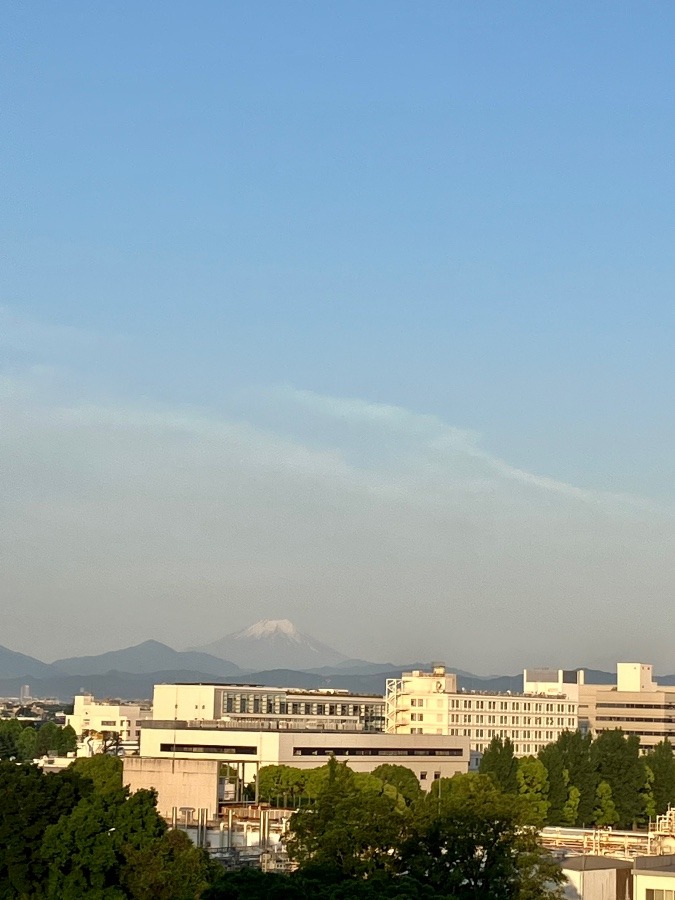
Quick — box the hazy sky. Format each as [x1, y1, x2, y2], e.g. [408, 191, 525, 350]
[2, 3, 674, 672]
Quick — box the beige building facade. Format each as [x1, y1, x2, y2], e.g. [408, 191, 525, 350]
[131, 726, 470, 817]
[386, 665, 579, 756]
[152, 682, 385, 732]
[578, 663, 675, 752]
[67, 694, 152, 754]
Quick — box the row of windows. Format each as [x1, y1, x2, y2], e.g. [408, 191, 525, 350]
[221, 693, 382, 719]
[451, 715, 571, 726]
[292, 747, 464, 757]
[160, 743, 257, 755]
[474, 743, 546, 754]
[646, 890, 675, 900]
[597, 702, 675, 711]
[447, 728, 560, 741]
[445, 699, 574, 713]
[597, 716, 675, 724]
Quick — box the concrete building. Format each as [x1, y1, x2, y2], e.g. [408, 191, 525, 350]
[577, 664, 675, 753]
[129, 728, 470, 818]
[152, 682, 385, 732]
[67, 694, 152, 754]
[633, 856, 675, 900]
[560, 856, 633, 900]
[386, 665, 579, 756]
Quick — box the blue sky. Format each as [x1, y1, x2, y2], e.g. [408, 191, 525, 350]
[1, 3, 674, 669]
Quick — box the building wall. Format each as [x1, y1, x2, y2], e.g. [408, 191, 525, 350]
[579, 665, 675, 752]
[561, 868, 617, 900]
[152, 683, 385, 732]
[386, 667, 578, 756]
[633, 871, 675, 899]
[124, 757, 220, 820]
[138, 725, 470, 787]
[67, 694, 152, 744]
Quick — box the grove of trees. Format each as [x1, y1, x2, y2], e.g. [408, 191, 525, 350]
[6, 728, 670, 898]
[0, 718, 77, 761]
[480, 731, 675, 829]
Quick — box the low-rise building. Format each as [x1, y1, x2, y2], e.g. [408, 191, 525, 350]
[386, 665, 579, 756]
[67, 694, 152, 755]
[577, 663, 675, 753]
[152, 682, 385, 732]
[128, 728, 471, 818]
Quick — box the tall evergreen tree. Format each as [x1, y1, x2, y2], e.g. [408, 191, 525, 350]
[517, 757, 550, 827]
[645, 740, 675, 817]
[593, 781, 619, 826]
[538, 744, 568, 825]
[555, 731, 597, 826]
[479, 737, 518, 794]
[592, 730, 645, 828]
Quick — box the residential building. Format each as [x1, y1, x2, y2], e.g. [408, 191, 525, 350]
[386, 665, 579, 756]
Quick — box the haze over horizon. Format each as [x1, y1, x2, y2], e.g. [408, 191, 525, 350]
[2, 3, 674, 674]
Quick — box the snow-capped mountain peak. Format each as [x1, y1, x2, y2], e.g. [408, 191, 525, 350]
[194, 618, 348, 670]
[236, 619, 302, 643]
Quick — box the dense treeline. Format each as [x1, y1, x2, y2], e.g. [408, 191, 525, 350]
[0, 718, 77, 761]
[0, 755, 213, 899]
[0, 754, 564, 899]
[480, 730, 675, 829]
[210, 758, 564, 899]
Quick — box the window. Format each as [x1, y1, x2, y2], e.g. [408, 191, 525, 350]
[434, 771, 441, 780]
[420, 772, 427, 780]
[411, 699, 417, 707]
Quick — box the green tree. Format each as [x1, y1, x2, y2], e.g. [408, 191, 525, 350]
[0, 725, 18, 760]
[554, 731, 597, 826]
[645, 740, 675, 816]
[593, 780, 619, 827]
[642, 765, 657, 823]
[257, 764, 309, 806]
[480, 736, 519, 794]
[56, 724, 78, 755]
[0, 761, 90, 897]
[40, 787, 167, 899]
[121, 828, 215, 900]
[16, 725, 38, 761]
[35, 721, 61, 756]
[561, 784, 580, 826]
[370, 764, 422, 806]
[286, 758, 405, 878]
[517, 757, 550, 827]
[72, 754, 124, 795]
[537, 744, 568, 825]
[592, 730, 645, 827]
[408, 772, 565, 899]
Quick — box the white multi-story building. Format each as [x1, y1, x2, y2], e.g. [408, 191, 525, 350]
[152, 682, 385, 732]
[67, 694, 152, 755]
[386, 665, 579, 756]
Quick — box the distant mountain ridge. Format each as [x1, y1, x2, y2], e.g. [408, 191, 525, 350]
[0, 646, 54, 679]
[52, 640, 240, 677]
[2, 617, 674, 701]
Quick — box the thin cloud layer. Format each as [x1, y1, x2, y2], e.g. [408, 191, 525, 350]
[1, 350, 673, 672]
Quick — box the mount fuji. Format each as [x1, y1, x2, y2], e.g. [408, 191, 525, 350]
[192, 619, 350, 671]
